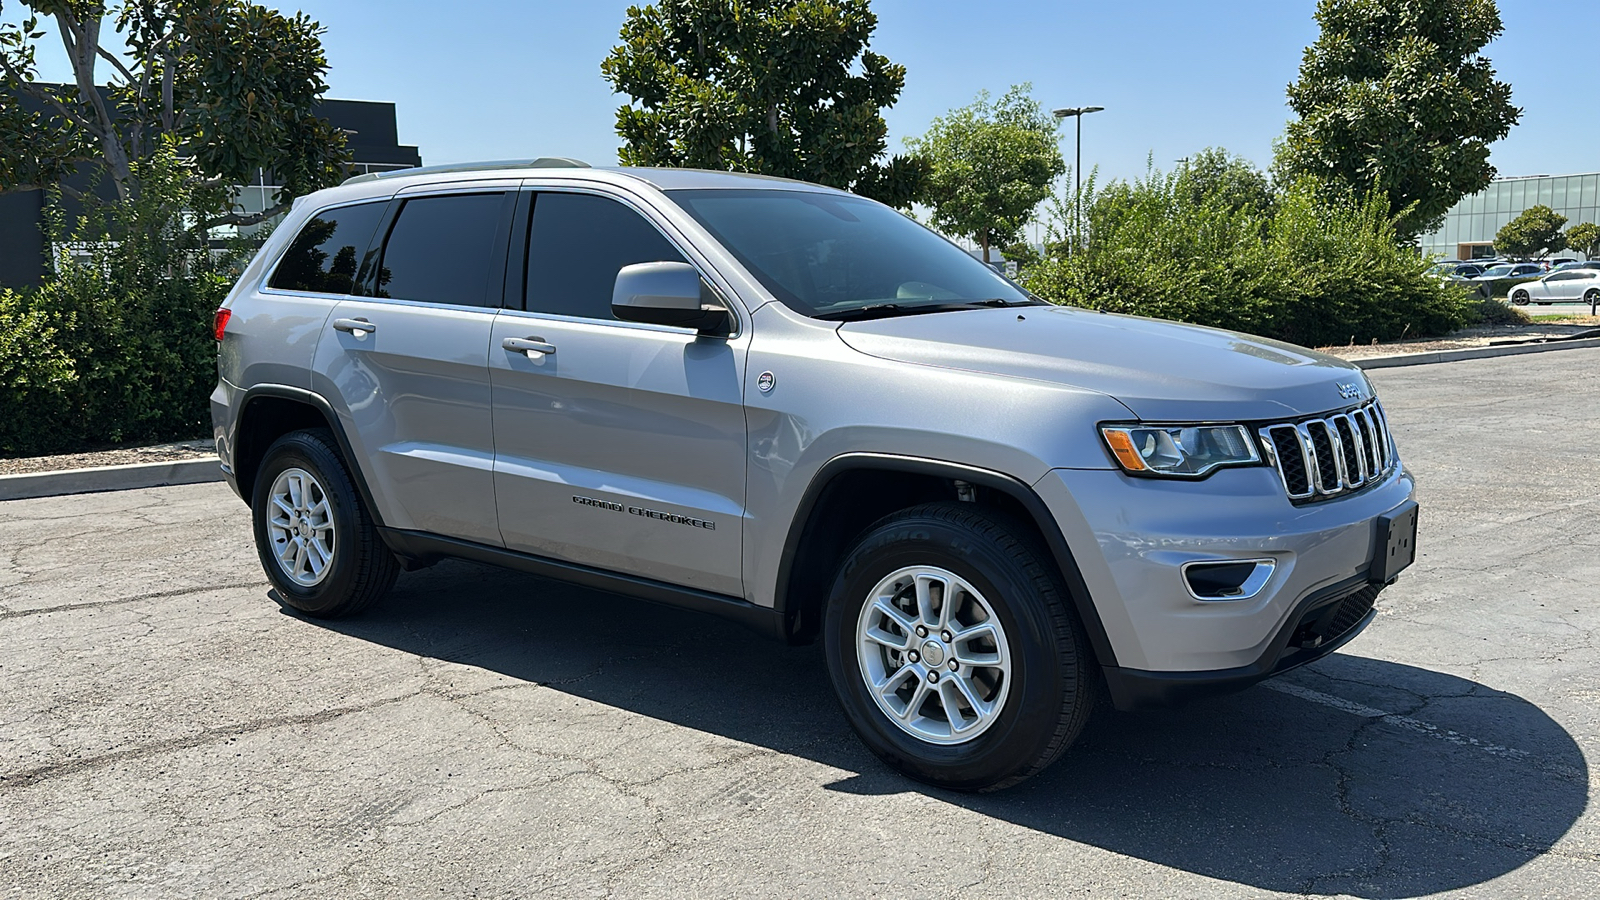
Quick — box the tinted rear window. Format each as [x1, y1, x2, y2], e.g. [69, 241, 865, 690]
[268, 202, 386, 294]
[376, 193, 508, 306]
[524, 192, 686, 320]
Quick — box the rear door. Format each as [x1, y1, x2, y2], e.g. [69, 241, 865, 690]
[1578, 271, 1600, 300]
[488, 188, 748, 596]
[310, 185, 516, 545]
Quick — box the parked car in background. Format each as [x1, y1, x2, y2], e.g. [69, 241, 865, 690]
[1468, 263, 1544, 298]
[1507, 268, 1600, 307]
[1428, 262, 1486, 279]
[1551, 260, 1599, 272]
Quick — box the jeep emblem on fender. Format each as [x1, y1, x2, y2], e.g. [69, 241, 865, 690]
[758, 371, 776, 393]
[1338, 382, 1363, 400]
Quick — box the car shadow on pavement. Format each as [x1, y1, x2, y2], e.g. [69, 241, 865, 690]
[304, 560, 1588, 899]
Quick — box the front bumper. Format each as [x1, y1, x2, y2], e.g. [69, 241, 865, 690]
[1034, 463, 1417, 708]
[1102, 572, 1381, 709]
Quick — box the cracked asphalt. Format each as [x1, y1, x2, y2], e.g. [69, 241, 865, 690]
[2, 350, 1598, 899]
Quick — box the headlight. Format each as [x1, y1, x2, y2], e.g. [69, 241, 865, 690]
[1100, 424, 1261, 477]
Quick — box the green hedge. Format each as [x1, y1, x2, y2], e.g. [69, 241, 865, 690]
[1, 150, 246, 456]
[1023, 174, 1481, 348]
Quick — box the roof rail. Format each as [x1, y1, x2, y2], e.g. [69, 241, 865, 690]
[342, 157, 591, 185]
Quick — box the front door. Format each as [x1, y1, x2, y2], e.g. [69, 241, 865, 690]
[489, 189, 747, 596]
[311, 189, 515, 546]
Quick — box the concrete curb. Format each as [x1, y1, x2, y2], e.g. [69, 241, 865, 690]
[1353, 336, 1600, 369]
[0, 458, 224, 502]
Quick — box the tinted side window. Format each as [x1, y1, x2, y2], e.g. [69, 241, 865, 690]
[525, 192, 686, 319]
[268, 202, 386, 294]
[376, 193, 508, 306]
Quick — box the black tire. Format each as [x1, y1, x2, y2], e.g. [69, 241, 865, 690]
[251, 428, 399, 618]
[823, 502, 1094, 792]
[1585, 289, 1599, 309]
[1511, 290, 1530, 305]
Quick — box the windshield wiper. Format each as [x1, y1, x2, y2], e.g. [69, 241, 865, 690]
[816, 298, 1044, 322]
[971, 297, 1048, 307]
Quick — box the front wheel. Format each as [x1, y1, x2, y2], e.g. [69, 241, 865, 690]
[251, 429, 399, 618]
[1510, 290, 1531, 305]
[823, 503, 1095, 791]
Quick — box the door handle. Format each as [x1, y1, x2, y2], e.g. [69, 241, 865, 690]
[503, 336, 556, 359]
[332, 317, 376, 335]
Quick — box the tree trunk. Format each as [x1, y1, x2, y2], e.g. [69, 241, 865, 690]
[55, 11, 135, 201]
[980, 231, 990, 263]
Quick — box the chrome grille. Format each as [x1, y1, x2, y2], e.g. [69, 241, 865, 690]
[1259, 400, 1395, 502]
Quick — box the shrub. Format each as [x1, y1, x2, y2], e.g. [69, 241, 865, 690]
[1468, 296, 1531, 327]
[0, 145, 250, 456]
[1023, 168, 1477, 348]
[0, 289, 76, 454]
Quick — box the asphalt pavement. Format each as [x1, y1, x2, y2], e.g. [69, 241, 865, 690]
[2, 350, 1597, 898]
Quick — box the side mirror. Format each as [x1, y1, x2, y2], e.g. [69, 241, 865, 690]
[612, 261, 733, 336]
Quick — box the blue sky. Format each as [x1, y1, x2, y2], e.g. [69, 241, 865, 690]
[17, 1, 1599, 186]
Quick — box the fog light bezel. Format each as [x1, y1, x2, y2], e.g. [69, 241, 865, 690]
[1181, 558, 1278, 601]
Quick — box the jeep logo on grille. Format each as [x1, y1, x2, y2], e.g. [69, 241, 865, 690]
[1337, 382, 1364, 400]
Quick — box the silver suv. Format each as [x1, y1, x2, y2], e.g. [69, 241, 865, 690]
[211, 161, 1418, 791]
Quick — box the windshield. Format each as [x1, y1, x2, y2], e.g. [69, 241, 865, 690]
[666, 188, 1032, 318]
[1482, 265, 1513, 277]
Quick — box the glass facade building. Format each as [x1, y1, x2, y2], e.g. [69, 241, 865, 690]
[1420, 172, 1600, 261]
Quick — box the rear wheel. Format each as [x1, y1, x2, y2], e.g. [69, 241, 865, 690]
[252, 429, 399, 618]
[1511, 289, 1531, 305]
[1585, 288, 1599, 309]
[823, 502, 1095, 791]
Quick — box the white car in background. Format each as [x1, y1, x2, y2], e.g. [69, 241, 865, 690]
[1507, 268, 1600, 307]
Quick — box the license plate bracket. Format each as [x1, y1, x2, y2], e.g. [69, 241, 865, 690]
[1372, 501, 1419, 584]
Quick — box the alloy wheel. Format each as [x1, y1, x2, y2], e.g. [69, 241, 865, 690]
[266, 467, 336, 586]
[855, 565, 1013, 744]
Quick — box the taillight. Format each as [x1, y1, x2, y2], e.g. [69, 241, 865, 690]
[213, 308, 232, 342]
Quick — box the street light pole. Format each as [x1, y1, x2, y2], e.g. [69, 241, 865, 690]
[1051, 105, 1104, 256]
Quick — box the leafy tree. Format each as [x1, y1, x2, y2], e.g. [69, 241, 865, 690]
[1176, 148, 1274, 217]
[0, 0, 350, 228]
[601, 0, 925, 207]
[1278, 0, 1520, 241]
[1495, 205, 1568, 259]
[1566, 222, 1600, 259]
[905, 84, 1065, 261]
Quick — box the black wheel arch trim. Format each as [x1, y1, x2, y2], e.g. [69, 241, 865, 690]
[774, 452, 1120, 667]
[233, 384, 388, 530]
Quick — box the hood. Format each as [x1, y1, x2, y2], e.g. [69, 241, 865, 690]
[836, 306, 1369, 421]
